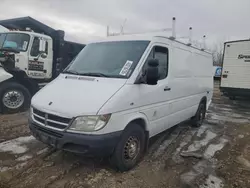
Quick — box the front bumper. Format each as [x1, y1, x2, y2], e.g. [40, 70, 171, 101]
[29, 119, 122, 157]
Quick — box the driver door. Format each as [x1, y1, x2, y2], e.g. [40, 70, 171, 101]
[135, 43, 172, 137]
[28, 36, 51, 79]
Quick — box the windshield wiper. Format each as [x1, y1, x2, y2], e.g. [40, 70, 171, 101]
[63, 70, 80, 75]
[80, 72, 110, 77]
[63, 71, 110, 78]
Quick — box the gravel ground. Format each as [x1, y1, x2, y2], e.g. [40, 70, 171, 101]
[0, 81, 250, 188]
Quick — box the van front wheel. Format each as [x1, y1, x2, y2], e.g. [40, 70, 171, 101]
[110, 124, 145, 171]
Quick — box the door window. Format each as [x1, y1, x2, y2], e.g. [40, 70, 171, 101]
[30, 37, 48, 57]
[30, 37, 40, 57]
[144, 46, 169, 80]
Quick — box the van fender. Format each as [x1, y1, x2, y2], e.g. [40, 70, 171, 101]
[0, 67, 13, 83]
[123, 112, 150, 131]
[98, 111, 150, 135]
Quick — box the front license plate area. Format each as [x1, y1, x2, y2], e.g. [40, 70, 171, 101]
[37, 132, 57, 147]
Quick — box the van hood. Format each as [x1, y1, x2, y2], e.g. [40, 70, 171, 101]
[31, 74, 126, 117]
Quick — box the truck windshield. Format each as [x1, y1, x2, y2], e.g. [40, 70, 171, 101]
[64, 40, 150, 78]
[0, 33, 30, 52]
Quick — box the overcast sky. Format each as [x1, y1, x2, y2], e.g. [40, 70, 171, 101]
[0, 0, 250, 47]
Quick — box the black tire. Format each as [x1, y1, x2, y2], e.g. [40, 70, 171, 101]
[191, 102, 206, 127]
[0, 82, 31, 114]
[110, 124, 145, 172]
[229, 96, 236, 100]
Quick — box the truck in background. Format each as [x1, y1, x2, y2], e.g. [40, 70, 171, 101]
[220, 39, 250, 99]
[213, 66, 222, 79]
[0, 17, 85, 113]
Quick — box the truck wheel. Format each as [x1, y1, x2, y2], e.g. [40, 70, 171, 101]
[0, 82, 31, 114]
[191, 102, 206, 127]
[229, 96, 236, 100]
[110, 124, 145, 172]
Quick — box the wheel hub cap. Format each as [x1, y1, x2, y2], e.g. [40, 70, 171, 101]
[124, 136, 140, 161]
[2, 90, 24, 109]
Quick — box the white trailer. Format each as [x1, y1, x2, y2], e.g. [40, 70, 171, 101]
[220, 39, 250, 99]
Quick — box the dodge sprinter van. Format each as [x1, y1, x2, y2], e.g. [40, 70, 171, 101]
[29, 33, 213, 171]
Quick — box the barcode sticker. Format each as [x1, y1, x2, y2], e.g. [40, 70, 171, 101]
[119, 60, 133, 76]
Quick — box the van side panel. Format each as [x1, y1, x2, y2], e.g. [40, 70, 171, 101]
[167, 45, 213, 128]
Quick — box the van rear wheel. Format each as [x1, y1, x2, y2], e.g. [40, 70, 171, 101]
[110, 124, 145, 171]
[191, 102, 206, 127]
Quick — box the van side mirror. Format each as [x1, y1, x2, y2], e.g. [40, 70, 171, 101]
[39, 39, 46, 52]
[146, 59, 159, 85]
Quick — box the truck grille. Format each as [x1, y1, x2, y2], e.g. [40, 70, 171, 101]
[32, 108, 72, 130]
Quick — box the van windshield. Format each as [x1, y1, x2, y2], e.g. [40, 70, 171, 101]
[64, 40, 150, 78]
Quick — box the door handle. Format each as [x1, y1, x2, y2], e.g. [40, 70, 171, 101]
[164, 86, 171, 91]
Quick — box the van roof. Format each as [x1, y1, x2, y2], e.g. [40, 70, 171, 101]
[94, 32, 211, 54]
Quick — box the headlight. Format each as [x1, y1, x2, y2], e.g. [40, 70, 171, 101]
[67, 114, 111, 132]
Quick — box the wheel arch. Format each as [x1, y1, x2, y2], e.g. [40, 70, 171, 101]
[200, 96, 207, 108]
[123, 113, 150, 152]
[8, 69, 39, 96]
[192, 96, 207, 118]
[0, 68, 13, 83]
[124, 113, 149, 131]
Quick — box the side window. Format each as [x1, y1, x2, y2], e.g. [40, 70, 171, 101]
[30, 37, 40, 57]
[30, 37, 49, 57]
[154, 46, 168, 80]
[144, 46, 168, 80]
[45, 41, 48, 54]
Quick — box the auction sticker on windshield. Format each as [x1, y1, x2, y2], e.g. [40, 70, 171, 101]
[119, 60, 133, 76]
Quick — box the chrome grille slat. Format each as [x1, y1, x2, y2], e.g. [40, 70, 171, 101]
[47, 119, 68, 126]
[33, 113, 45, 120]
[32, 108, 71, 130]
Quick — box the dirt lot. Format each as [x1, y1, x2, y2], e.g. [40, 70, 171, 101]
[0, 81, 250, 188]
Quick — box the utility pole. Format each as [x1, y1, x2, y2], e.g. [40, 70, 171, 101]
[120, 19, 127, 34]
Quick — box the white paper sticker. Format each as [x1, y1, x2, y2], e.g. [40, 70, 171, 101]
[22, 41, 28, 50]
[119, 60, 133, 76]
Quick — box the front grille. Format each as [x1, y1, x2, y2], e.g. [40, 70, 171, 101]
[33, 124, 63, 138]
[32, 108, 72, 130]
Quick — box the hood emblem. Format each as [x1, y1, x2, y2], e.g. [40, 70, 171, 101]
[48, 102, 53, 105]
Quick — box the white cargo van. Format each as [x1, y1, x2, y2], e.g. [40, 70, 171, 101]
[220, 39, 250, 99]
[29, 33, 213, 171]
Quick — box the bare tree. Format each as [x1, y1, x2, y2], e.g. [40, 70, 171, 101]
[211, 39, 227, 66]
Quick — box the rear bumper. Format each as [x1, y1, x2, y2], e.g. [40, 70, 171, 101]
[220, 87, 250, 98]
[29, 119, 122, 157]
